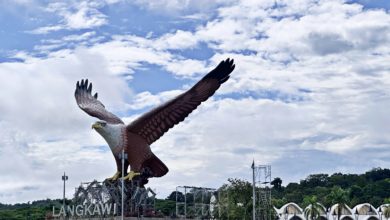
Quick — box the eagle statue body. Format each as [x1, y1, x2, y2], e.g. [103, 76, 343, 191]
[75, 58, 235, 182]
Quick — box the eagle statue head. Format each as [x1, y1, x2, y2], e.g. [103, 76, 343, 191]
[92, 121, 124, 155]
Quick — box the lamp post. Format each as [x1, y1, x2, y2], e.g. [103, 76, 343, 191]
[61, 172, 68, 209]
[251, 160, 256, 220]
[119, 149, 128, 220]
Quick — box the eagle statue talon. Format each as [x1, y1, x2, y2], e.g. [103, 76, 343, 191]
[122, 171, 141, 181]
[106, 171, 121, 181]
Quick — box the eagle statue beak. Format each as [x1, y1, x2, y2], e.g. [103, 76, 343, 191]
[92, 122, 102, 130]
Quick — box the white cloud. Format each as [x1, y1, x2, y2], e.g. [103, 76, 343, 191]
[28, 25, 64, 34]
[28, 1, 108, 34]
[154, 30, 199, 50]
[128, 90, 183, 110]
[62, 31, 96, 42]
[131, 0, 233, 15]
[127, 0, 390, 188]
[0, 129, 115, 203]
[63, 1, 107, 29]
[0, 48, 134, 138]
[0, 46, 135, 203]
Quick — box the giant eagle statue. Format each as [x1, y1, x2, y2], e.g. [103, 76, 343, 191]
[75, 58, 235, 182]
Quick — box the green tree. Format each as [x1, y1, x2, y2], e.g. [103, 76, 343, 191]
[301, 174, 329, 188]
[328, 186, 349, 220]
[365, 168, 390, 182]
[217, 178, 253, 219]
[349, 185, 363, 206]
[303, 196, 323, 220]
[155, 199, 175, 217]
[272, 177, 283, 190]
[313, 186, 331, 207]
[285, 183, 303, 203]
[273, 198, 287, 209]
[166, 191, 184, 202]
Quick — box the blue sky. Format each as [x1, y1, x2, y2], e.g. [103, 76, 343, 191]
[0, 0, 389, 204]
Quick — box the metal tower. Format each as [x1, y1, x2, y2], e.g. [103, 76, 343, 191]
[252, 163, 272, 220]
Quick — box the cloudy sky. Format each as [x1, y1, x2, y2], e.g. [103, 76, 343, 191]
[0, 0, 390, 204]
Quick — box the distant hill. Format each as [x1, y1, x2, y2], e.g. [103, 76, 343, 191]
[271, 167, 390, 208]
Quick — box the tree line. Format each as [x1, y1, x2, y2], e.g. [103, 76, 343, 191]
[271, 167, 390, 208]
[1, 167, 389, 219]
[156, 167, 390, 218]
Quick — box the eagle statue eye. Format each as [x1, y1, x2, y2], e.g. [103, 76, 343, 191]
[101, 122, 107, 127]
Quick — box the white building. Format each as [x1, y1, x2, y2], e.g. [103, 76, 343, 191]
[274, 203, 389, 220]
[329, 203, 354, 220]
[274, 202, 305, 220]
[304, 203, 327, 220]
[377, 205, 390, 220]
[352, 203, 379, 220]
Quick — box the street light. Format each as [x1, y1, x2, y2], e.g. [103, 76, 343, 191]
[119, 150, 128, 220]
[251, 160, 255, 220]
[61, 172, 68, 210]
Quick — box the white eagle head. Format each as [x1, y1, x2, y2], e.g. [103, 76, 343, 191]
[92, 121, 124, 153]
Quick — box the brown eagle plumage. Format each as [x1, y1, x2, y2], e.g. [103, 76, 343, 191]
[75, 58, 235, 181]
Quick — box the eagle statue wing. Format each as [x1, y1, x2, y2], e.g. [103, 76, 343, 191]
[127, 58, 235, 145]
[75, 79, 124, 124]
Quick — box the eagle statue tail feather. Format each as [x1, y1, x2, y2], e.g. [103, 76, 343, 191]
[142, 153, 169, 177]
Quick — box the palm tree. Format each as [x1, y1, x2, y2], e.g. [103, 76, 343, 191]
[304, 196, 323, 220]
[328, 186, 349, 220]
